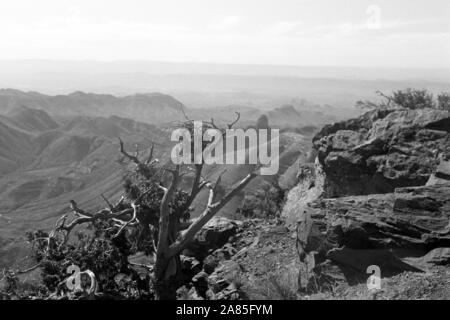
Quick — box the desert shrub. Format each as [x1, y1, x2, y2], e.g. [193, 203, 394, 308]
[26, 222, 147, 298]
[356, 88, 450, 111]
[238, 183, 285, 218]
[0, 265, 49, 299]
[246, 271, 298, 300]
[1, 270, 18, 294]
[391, 88, 435, 109]
[437, 93, 450, 111]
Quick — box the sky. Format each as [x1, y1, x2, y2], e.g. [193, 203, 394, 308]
[0, 0, 449, 68]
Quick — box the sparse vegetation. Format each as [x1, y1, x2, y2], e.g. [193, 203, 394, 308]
[356, 88, 450, 111]
[238, 183, 285, 218]
[1, 114, 259, 300]
[437, 93, 450, 111]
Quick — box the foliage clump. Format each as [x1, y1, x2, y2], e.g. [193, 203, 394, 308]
[356, 88, 450, 111]
[238, 183, 285, 218]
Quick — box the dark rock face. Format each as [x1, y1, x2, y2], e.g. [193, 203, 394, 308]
[281, 161, 326, 225]
[282, 108, 450, 293]
[313, 108, 450, 197]
[182, 218, 240, 261]
[176, 217, 245, 300]
[298, 183, 450, 290]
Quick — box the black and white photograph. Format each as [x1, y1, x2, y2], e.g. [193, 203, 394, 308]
[0, 0, 449, 306]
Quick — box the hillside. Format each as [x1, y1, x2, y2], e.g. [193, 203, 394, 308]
[0, 97, 317, 270]
[0, 89, 187, 125]
[0, 107, 171, 268]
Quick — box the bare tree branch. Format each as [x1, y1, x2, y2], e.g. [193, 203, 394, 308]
[16, 263, 41, 274]
[113, 202, 138, 238]
[69, 200, 93, 218]
[52, 200, 135, 242]
[168, 171, 257, 257]
[118, 137, 141, 165]
[145, 144, 155, 165]
[115, 196, 125, 208]
[134, 144, 140, 159]
[101, 194, 114, 211]
[180, 107, 191, 122]
[376, 90, 395, 107]
[184, 164, 203, 211]
[227, 112, 241, 129]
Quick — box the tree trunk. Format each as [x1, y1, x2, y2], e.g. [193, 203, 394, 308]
[153, 254, 181, 300]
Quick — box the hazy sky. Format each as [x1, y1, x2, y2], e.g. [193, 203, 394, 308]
[0, 0, 449, 68]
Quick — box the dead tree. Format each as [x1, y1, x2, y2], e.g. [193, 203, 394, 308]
[49, 114, 257, 299]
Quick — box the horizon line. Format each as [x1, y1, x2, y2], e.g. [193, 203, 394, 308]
[1, 58, 449, 71]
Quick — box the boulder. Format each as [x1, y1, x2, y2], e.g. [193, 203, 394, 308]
[192, 271, 209, 297]
[180, 256, 202, 282]
[208, 260, 243, 294]
[183, 217, 240, 260]
[281, 160, 326, 226]
[203, 243, 238, 275]
[313, 108, 450, 197]
[298, 183, 450, 288]
[176, 285, 204, 300]
[281, 107, 450, 292]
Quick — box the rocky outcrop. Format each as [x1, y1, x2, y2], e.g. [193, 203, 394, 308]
[176, 217, 246, 300]
[313, 108, 450, 197]
[281, 159, 325, 226]
[177, 218, 299, 300]
[182, 217, 240, 261]
[207, 260, 243, 300]
[281, 108, 450, 292]
[295, 182, 450, 291]
[283, 108, 450, 226]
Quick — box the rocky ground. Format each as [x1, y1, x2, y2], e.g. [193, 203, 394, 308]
[177, 215, 450, 300]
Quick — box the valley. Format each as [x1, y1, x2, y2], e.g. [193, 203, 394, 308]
[0, 89, 317, 269]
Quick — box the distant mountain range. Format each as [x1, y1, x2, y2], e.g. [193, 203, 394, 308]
[0, 89, 186, 125]
[0, 89, 346, 130]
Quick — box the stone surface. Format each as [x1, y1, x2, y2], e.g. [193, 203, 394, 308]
[313, 108, 450, 197]
[281, 159, 326, 227]
[427, 159, 450, 185]
[183, 217, 240, 260]
[418, 248, 450, 266]
[280, 108, 450, 291]
[297, 183, 450, 287]
[208, 260, 243, 294]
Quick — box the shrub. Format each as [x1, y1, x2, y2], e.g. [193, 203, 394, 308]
[391, 88, 435, 109]
[356, 88, 450, 111]
[26, 223, 147, 299]
[437, 93, 450, 111]
[238, 183, 285, 218]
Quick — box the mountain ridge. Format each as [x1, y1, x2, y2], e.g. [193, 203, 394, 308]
[0, 89, 187, 125]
